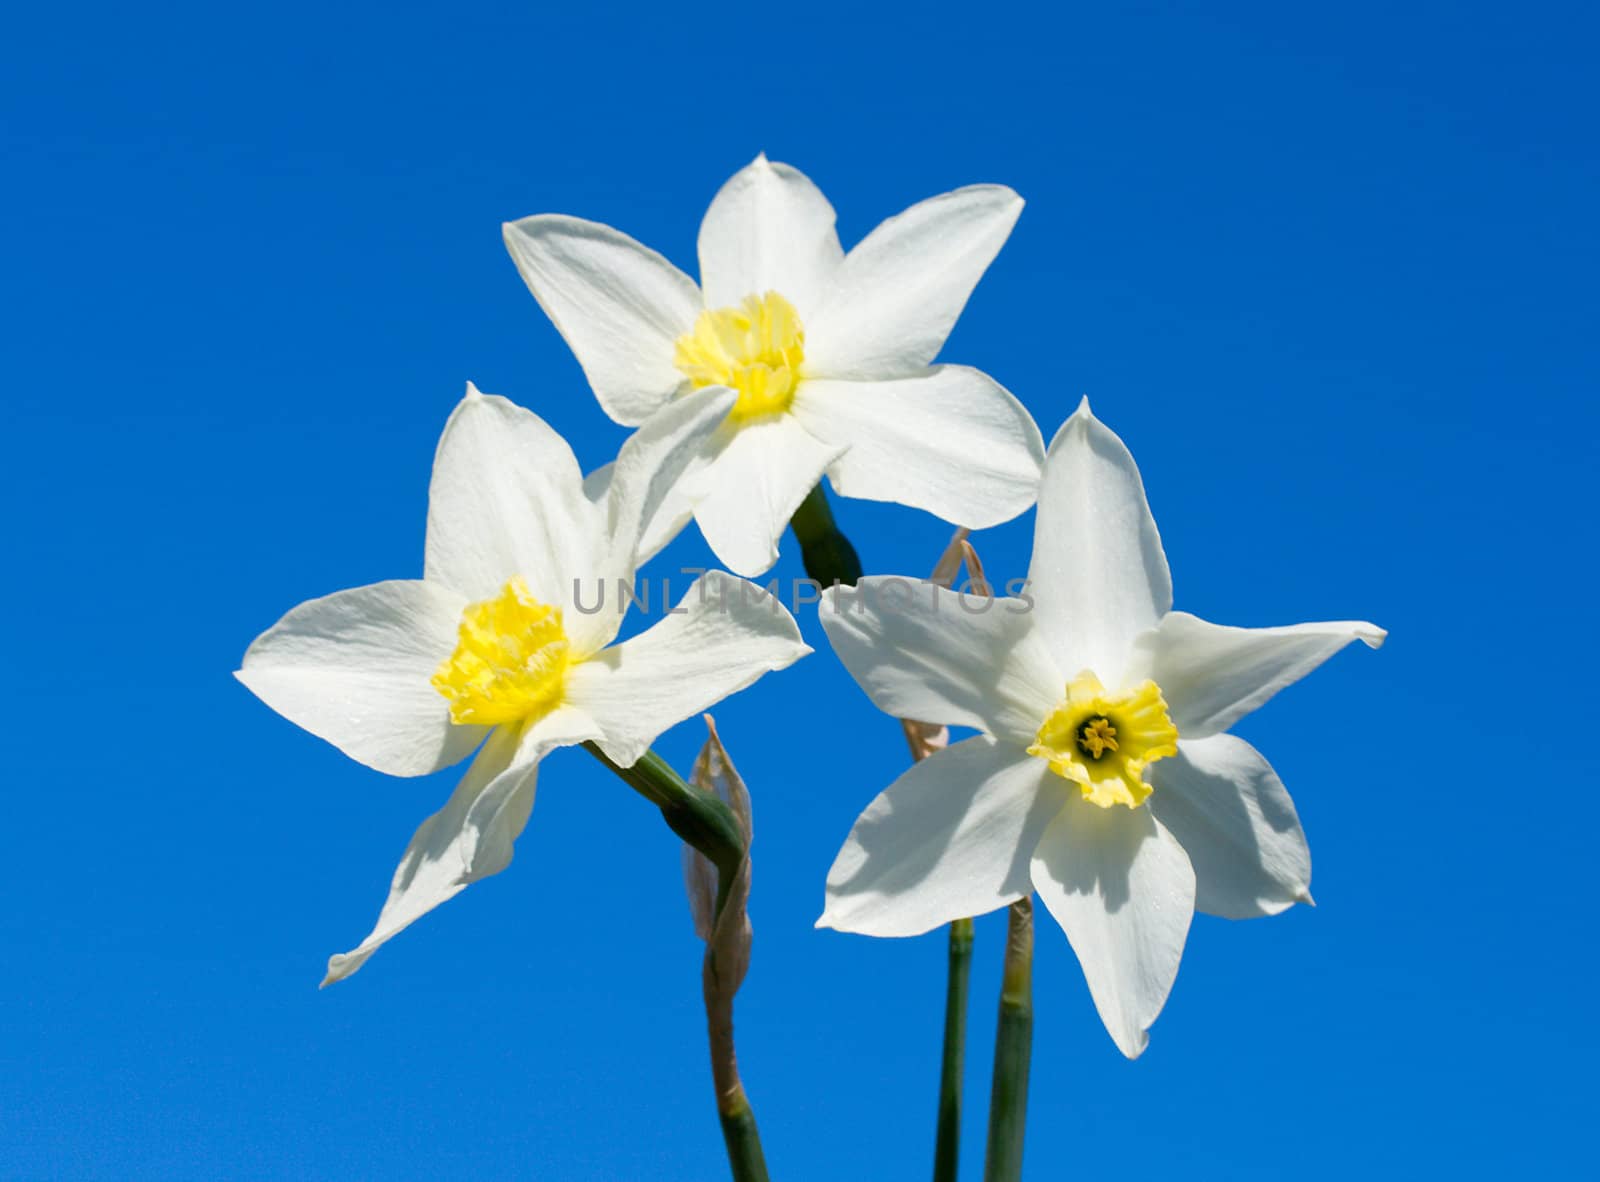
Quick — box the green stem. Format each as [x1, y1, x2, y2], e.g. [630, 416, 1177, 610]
[789, 481, 862, 587]
[585, 743, 743, 910]
[983, 898, 1034, 1182]
[717, 1089, 769, 1182]
[934, 917, 975, 1182]
[584, 742, 770, 1182]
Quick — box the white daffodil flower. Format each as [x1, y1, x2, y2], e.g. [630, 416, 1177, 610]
[236, 383, 810, 985]
[817, 400, 1384, 1058]
[503, 154, 1045, 577]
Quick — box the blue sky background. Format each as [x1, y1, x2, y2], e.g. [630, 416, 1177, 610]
[4, 1, 1596, 1178]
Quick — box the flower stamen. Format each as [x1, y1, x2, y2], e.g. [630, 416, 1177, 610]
[1077, 716, 1119, 759]
[673, 291, 805, 422]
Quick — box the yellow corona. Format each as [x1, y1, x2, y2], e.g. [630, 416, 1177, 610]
[1029, 671, 1180, 808]
[432, 577, 571, 727]
[673, 291, 805, 422]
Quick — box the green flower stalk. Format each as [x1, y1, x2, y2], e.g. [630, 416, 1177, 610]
[790, 481, 863, 587]
[686, 721, 768, 1182]
[934, 917, 974, 1182]
[983, 899, 1034, 1182]
[590, 725, 771, 1182]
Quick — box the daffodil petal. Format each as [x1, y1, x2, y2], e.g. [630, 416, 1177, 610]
[1149, 735, 1312, 919]
[689, 415, 846, 578]
[592, 386, 735, 578]
[424, 385, 598, 605]
[698, 154, 845, 319]
[322, 705, 603, 985]
[322, 726, 526, 984]
[564, 571, 810, 767]
[1026, 399, 1173, 680]
[579, 385, 733, 582]
[1132, 611, 1386, 739]
[502, 214, 701, 426]
[819, 737, 1062, 937]
[585, 456, 695, 571]
[236, 578, 484, 777]
[792, 366, 1043, 528]
[1030, 801, 1195, 1059]
[638, 479, 696, 567]
[805, 184, 1023, 379]
[819, 580, 1062, 744]
[565, 385, 736, 655]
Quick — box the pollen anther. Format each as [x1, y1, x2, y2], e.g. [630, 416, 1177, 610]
[1077, 717, 1119, 759]
[1028, 672, 1179, 809]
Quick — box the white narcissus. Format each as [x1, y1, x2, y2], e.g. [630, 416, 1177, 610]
[504, 154, 1045, 577]
[817, 399, 1384, 1058]
[236, 383, 810, 984]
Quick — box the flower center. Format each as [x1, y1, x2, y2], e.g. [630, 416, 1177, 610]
[432, 577, 571, 727]
[1028, 671, 1179, 809]
[1077, 717, 1119, 759]
[673, 290, 805, 422]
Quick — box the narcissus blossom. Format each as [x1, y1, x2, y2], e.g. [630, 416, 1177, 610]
[504, 155, 1044, 576]
[237, 384, 809, 984]
[817, 400, 1384, 1057]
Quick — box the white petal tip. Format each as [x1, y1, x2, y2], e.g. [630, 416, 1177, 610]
[321, 949, 370, 987]
[991, 184, 1024, 211]
[724, 550, 781, 580]
[816, 903, 860, 932]
[815, 901, 861, 933]
[464, 381, 484, 400]
[812, 911, 927, 939]
[598, 743, 645, 770]
[1296, 887, 1317, 907]
[1359, 626, 1387, 649]
[501, 213, 551, 236]
[692, 502, 784, 578]
[1109, 1024, 1152, 1059]
[1073, 394, 1094, 418]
